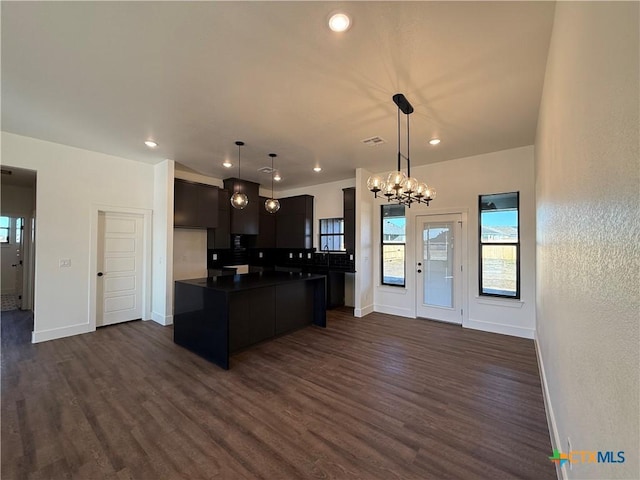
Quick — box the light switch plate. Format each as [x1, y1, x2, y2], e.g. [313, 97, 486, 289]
[212, 253, 218, 260]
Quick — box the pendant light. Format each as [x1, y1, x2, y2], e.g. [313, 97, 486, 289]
[230, 141, 249, 210]
[264, 153, 280, 213]
[367, 94, 436, 206]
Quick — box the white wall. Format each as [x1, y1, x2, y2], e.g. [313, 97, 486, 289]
[368, 146, 537, 338]
[1, 132, 157, 342]
[152, 160, 175, 326]
[535, 3, 639, 479]
[354, 168, 374, 317]
[173, 229, 207, 280]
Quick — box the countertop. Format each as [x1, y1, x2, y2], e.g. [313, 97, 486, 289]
[176, 271, 326, 293]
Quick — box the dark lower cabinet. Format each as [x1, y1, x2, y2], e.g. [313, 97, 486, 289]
[228, 288, 275, 351]
[174, 273, 326, 369]
[275, 282, 314, 334]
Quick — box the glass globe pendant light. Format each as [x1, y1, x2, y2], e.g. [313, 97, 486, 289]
[230, 141, 249, 210]
[264, 153, 280, 214]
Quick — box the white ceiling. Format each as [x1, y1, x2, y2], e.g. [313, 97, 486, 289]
[1, 1, 555, 190]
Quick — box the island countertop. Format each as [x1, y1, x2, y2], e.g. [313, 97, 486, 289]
[176, 271, 327, 293]
[174, 272, 327, 369]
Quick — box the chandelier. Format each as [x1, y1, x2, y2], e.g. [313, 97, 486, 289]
[367, 94, 436, 206]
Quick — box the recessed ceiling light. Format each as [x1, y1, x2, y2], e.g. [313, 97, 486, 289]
[144, 140, 158, 148]
[273, 174, 282, 182]
[328, 12, 351, 32]
[313, 167, 322, 173]
[429, 138, 441, 145]
[223, 161, 233, 168]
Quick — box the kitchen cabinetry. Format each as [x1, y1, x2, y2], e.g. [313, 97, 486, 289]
[223, 178, 260, 235]
[343, 187, 355, 253]
[256, 196, 276, 248]
[276, 195, 314, 249]
[209, 189, 230, 249]
[174, 179, 218, 228]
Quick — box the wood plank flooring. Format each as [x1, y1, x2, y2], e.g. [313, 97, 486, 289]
[1, 308, 555, 479]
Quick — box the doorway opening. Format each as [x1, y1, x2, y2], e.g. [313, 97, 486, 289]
[0, 166, 36, 313]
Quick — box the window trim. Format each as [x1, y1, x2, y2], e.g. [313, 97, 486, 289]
[381, 204, 406, 288]
[0, 216, 10, 244]
[478, 192, 521, 299]
[318, 217, 345, 252]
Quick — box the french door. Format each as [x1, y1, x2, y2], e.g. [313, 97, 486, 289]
[416, 214, 463, 324]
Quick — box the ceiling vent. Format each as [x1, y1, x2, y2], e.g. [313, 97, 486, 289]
[257, 166, 276, 174]
[361, 136, 386, 146]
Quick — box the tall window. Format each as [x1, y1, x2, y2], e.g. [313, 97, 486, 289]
[381, 205, 406, 286]
[319, 218, 344, 251]
[0, 217, 9, 244]
[479, 192, 520, 298]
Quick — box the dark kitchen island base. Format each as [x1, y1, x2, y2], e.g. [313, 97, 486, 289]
[174, 272, 326, 369]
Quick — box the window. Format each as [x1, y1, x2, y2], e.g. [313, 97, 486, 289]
[319, 218, 344, 251]
[0, 217, 9, 244]
[479, 192, 520, 298]
[381, 204, 406, 286]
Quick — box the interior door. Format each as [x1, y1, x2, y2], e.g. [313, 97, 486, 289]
[14, 217, 24, 309]
[416, 214, 462, 324]
[97, 212, 143, 327]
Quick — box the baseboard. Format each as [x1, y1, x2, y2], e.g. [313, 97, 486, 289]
[374, 304, 415, 319]
[152, 312, 173, 326]
[354, 304, 374, 317]
[32, 322, 93, 343]
[464, 317, 535, 339]
[535, 334, 565, 480]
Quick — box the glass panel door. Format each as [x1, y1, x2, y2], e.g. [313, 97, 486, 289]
[416, 214, 462, 324]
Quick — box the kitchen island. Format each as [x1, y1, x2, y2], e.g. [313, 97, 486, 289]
[174, 271, 326, 369]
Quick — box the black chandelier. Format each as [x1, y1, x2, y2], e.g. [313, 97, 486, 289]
[367, 94, 436, 206]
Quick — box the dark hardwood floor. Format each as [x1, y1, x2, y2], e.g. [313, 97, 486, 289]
[1, 308, 555, 479]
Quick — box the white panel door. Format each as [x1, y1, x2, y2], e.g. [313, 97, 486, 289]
[416, 214, 463, 324]
[97, 212, 143, 326]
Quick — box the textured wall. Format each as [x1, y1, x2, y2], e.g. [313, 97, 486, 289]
[535, 3, 639, 479]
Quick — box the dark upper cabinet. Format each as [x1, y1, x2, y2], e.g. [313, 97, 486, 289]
[209, 189, 230, 249]
[343, 187, 355, 253]
[276, 195, 314, 249]
[174, 179, 218, 228]
[256, 196, 276, 248]
[223, 178, 260, 235]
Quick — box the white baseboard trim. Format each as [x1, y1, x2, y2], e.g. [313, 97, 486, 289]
[32, 322, 93, 343]
[354, 304, 374, 317]
[374, 304, 415, 319]
[535, 335, 565, 480]
[152, 312, 173, 326]
[464, 317, 535, 339]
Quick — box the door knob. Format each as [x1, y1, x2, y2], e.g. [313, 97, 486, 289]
[97, 272, 104, 277]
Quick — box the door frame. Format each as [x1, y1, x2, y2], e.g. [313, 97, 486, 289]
[89, 205, 152, 331]
[408, 208, 468, 325]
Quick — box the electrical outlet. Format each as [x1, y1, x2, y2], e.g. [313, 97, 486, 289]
[289, 253, 293, 259]
[349, 254, 354, 261]
[59, 259, 71, 268]
[212, 253, 218, 261]
[567, 437, 572, 470]
[298, 253, 303, 258]
[259, 252, 263, 258]
[307, 253, 312, 259]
